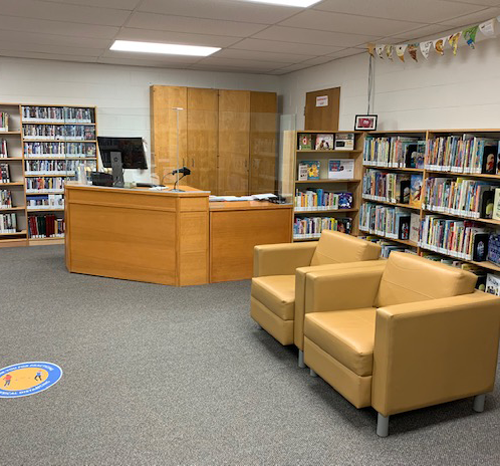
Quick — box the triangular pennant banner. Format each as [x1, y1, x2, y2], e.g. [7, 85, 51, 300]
[434, 37, 445, 55]
[463, 25, 479, 49]
[407, 43, 419, 62]
[376, 45, 385, 59]
[395, 44, 407, 62]
[448, 32, 461, 55]
[385, 45, 394, 60]
[420, 40, 433, 59]
[479, 18, 496, 37]
[367, 43, 376, 57]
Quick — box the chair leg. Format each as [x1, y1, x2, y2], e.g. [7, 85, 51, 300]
[298, 350, 305, 368]
[376, 413, 390, 438]
[310, 368, 318, 377]
[473, 394, 486, 413]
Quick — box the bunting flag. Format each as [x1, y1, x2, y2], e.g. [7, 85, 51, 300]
[395, 44, 407, 62]
[366, 15, 500, 62]
[463, 25, 479, 49]
[448, 32, 461, 55]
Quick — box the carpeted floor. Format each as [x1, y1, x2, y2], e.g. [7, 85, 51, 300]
[0, 245, 499, 466]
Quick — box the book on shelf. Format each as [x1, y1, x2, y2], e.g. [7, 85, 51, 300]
[28, 214, 64, 239]
[298, 161, 320, 180]
[315, 134, 334, 150]
[0, 212, 17, 233]
[23, 124, 95, 141]
[25, 176, 66, 193]
[328, 159, 354, 179]
[24, 142, 96, 158]
[297, 164, 308, 181]
[410, 213, 420, 243]
[409, 174, 423, 208]
[359, 236, 413, 258]
[485, 273, 500, 296]
[404, 141, 425, 169]
[0, 189, 13, 209]
[22, 106, 93, 124]
[0, 112, 9, 132]
[359, 202, 414, 241]
[294, 216, 352, 238]
[27, 194, 64, 210]
[362, 169, 411, 204]
[298, 134, 313, 150]
[0, 139, 7, 158]
[488, 231, 500, 266]
[334, 133, 355, 150]
[472, 233, 489, 262]
[493, 188, 500, 221]
[295, 189, 353, 211]
[363, 135, 425, 167]
[25, 159, 78, 176]
[0, 163, 11, 183]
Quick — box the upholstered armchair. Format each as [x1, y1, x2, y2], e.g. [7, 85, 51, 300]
[302, 251, 500, 436]
[250, 231, 382, 366]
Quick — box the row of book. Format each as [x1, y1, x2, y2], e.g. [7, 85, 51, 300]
[0, 212, 17, 233]
[294, 189, 353, 211]
[26, 177, 65, 193]
[0, 112, 9, 131]
[425, 135, 500, 175]
[298, 133, 355, 151]
[293, 216, 352, 238]
[423, 177, 500, 220]
[0, 190, 13, 209]
[419, 216, 497, 262]
[0, 164, 10, 183]
[25, 160, 79, 176]
[24, 142, 97, 158]
[28, 215, 64, 238]
[0, 139, 8, 158]
[362, 169, 423, 206]
[297, 159, 354, 181]
[359, 203, 420, 242]
[22, 106, 94, 124]
[27, 194, 64, 210]
[23, 125, 95, 141]
[359, 236, 414, 258]
[363, 136, 425, 168]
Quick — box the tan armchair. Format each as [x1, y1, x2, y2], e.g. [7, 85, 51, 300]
[303, 252, 500, 436]
[250, 231, 382, 365]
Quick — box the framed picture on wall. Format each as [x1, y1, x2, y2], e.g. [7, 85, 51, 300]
[354, 114, 378, 131]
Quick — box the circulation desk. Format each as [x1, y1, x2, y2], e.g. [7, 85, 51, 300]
[65, 183, 210, 286]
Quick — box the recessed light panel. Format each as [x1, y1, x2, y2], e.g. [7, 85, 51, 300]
[110, 40, 221, 57]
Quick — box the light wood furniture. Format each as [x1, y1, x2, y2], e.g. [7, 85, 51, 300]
[210, 201, 292, 283]
[0, 103, 98, 248]
[150, 85, 278, 196]
[65, 183, 210, 286]
[304, 87, 340, 131]
[359, 129, 500, 275]
[282, 130, 364, 241]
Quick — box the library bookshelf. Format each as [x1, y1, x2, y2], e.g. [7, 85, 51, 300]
[0, 103, 98, 248]
[359, 129, 500, 276]
[283, 130, 364, 241]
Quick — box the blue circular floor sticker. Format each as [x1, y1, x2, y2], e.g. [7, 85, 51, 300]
[0, 362, 62, 398]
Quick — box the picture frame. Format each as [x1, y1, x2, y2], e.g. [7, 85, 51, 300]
[354, 114, 378, 131]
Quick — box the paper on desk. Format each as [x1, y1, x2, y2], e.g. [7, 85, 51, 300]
[251, 193, 277, 200]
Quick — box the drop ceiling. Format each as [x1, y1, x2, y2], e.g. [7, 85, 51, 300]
[0, 0, 499, 75]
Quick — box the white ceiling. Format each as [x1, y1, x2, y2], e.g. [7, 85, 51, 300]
[0, 0, 499, 75]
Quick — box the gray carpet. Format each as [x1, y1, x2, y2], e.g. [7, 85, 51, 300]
[0, 246, 499, 466]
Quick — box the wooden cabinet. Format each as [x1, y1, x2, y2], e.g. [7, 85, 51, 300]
[151, 86, 278, 195]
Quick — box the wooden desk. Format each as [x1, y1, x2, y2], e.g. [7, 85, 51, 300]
[65, 184, 209, 286]
[210, 201, 292, 283]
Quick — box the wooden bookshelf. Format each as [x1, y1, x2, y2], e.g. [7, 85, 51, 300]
[359, 129, 500, 278]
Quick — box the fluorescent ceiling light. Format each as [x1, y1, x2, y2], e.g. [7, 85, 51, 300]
[110, 40, 221, 57]
[238, 0, 321, 6]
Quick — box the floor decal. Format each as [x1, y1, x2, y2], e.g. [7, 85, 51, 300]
[0, 362, 62, 398]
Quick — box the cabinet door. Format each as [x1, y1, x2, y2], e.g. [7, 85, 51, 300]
[218, 90, 250, 196]
[150, 85, 188, 185]
[304, 87, 340, 131]
[250, 92, 278, 194]
[187, 88, 219, 194]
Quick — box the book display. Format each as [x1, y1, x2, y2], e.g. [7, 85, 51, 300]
[0, 103, 98, 248]
[283, 131, 363, 241]
[360, 129, 500, 276]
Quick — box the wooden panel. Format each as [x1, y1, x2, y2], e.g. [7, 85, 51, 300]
[178, 196, 209, 212]
[150, 85, 188, 184]
[210, 206, 292, 282]
[305, 87, 340, 131]
[250, 91, 278, 194]
[218, 90, 250, 196]
[187, 88, 218, 194]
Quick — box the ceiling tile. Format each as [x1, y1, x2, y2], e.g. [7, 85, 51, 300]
[36, 0, 141, 8]
[116, 28, 241, 48]
[230, 38, 344, 55]
[0, 41, 103, 57]
[0, 0, 130, 26]
[252, 26, 380, 47]
[0, 29, 111, 49]
[0, 49, 98, 63]
[279, 10, 425, 37]
[314, 0, 485, 23]
[127, 12, 268, 37]
[0, 15, 119, 39]
[101, 50, 203, 64]
[397, 23, 458, 40]
[438, 6, 500, 26]
[442, 0, 500, 6]
[193, 56, 278, 70]
[326, 48, 365, 59]
[97, 57, 193, 68]
[190, 63, 275, 74]
[213, 48, 313, 64]
[138, 0, 301, 24]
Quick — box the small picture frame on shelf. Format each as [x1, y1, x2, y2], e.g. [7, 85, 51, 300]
[354, 114, 378, 131]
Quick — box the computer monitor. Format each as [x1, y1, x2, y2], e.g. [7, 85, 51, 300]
[97, 137, 148, 170]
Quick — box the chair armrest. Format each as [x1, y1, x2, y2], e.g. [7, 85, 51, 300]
[372, 291, 500, 417]
[294, 261, 386, 350]
[253, 242, 317, 277]
[304, 266, 385, 314]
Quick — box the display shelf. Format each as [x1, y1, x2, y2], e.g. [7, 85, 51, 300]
[359, 229, 418, 248]
[0, 158, 23, 161]
[25, 173, 75, 177]
[26, 190, 65, 195]
[362, 196, 421, 211]
[24, 157, 97, 161]
[295, 179, 361, 184]
[425, 170, 500, 180]
[22, 139, 97, 143]
[0, 230, 27, 236]
[422, 208, 500, 226]
[294, 208, 358, 214]
[297, 149, 362, 154]
[0, 206, 25, 211]
[22, 121, 95, 125]
[0, 131, 21, 135]
[27, 208, 64, 212]
[362, 165, 424, 172]
[0, 182, 23, 186]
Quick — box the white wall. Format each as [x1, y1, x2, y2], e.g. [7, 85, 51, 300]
[0, 57, 280, 180]
[282, 38, 500, 132]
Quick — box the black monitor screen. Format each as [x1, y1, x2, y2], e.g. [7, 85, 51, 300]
[98, 137, 148, 170]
